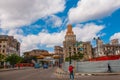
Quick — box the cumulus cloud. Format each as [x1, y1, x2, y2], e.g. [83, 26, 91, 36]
[2, 23, 104, 55]
[73, 23, 105, 41]
[5, 29, 65, 54]
[68, 0, 120, 23]
[21, 23, 104, 54]
[44, 15, 62, 28]
[0, 0, 65, 29]
[110, 32, 120, 43]
[20, 31, 66, 54]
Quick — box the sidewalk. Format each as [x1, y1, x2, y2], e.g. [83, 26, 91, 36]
[55, 68, 120, 77]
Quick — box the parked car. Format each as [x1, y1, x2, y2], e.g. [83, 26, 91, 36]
[34, 63, 40, 69]
[43, 64, 48, 69]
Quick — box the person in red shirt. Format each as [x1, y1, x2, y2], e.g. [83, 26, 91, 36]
[68, 64, 74, 80]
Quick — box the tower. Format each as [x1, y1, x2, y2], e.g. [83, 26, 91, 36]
[63, 24, 76, 61]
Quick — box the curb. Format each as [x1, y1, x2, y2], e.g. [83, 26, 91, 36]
[0, 68, 18, 72]
[55, 68, 120, 76]
[0, 67, 32, 72]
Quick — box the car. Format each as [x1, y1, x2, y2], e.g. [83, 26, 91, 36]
[43, 64, 48, 69]
[34, 63, 40, 69]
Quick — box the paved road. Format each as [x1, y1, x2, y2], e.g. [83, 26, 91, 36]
[1, 67, 120, 80]
[0, 67, 58, 80]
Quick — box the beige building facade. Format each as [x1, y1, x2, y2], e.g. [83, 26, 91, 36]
[93, 38, 120, 58]
[0, 35, 20, 56]
[83, 41, 93, 60]
[63, 24, 76, 61]
[54, 46, 64, 63]
[63, 24, 93, 61]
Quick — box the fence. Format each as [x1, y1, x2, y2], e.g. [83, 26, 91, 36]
[62, 60, 120, 73]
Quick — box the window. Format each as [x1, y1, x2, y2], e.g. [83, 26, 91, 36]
[3, 45, 5, 48]
[3, 50, 5, 53]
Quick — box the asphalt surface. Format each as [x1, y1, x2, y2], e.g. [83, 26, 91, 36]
[0, 67, 58, 80]
[1, 67, 120, 80]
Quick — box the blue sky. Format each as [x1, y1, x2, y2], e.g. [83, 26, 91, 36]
[0, 0, 120, 55]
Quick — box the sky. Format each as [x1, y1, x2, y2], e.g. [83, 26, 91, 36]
[0, 0, 120, 56]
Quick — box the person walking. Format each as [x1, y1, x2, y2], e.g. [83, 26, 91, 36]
[68, 64, 74, 80]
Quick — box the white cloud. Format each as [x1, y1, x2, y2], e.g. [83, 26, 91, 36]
[20, 31, 66, 54]
[0, 0, 65, 29]
[68, 0, 120, 23]
[6, 29, 65, 55]
[73, 23, 105, 41]
[19, 23, 104, 54]
[44, 15, 62, 28]
[2, 23, 104, 55]
[110, 32, 120, 43]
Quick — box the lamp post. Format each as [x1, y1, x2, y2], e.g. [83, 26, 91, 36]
[93, 37, 100, 57]
[69, 47, 72, 64]
[59, 54, 61, 68]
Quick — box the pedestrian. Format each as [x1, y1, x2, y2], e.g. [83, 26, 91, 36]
[68, 64, 74, 80]
[108, 63, 112, 72]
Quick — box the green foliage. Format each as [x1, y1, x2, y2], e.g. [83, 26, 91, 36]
[77, 52, 84, 59]
[0, 54, 5, 62]
[5, 54, 23, 67]
[71, 54, 79, 60]
[65, 52, 84, 62]
[71, 52, 84, 61]
[65, 57, 70, 61]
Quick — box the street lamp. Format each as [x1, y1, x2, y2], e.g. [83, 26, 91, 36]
[59, 54, 61, 68]
[69, 47, 72, 64]
[93, 37, 100, 57]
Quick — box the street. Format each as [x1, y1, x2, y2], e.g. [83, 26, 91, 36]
[0, 67, 58, 80]
[0, 67, 120, 80]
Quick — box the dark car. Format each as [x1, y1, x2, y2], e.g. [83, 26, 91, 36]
[43, 64, 48, 69]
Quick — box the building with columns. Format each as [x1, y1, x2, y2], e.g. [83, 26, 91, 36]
[93, 37, 104, 57]
[93, 38, 120, 58]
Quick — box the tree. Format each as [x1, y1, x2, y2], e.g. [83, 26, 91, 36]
[5, 54, 23, 68]
[77, 52, 84, 60]
[0, 54, 6, 65]
[65, 52, 84, 62]
[65, 57, 70, 61]
[72, 52, 84, 61]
